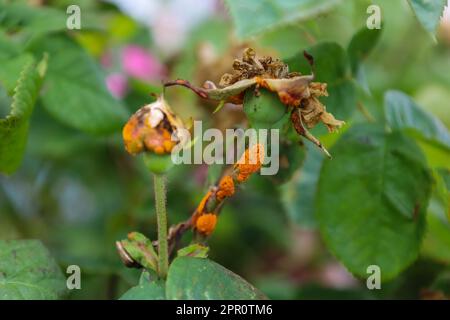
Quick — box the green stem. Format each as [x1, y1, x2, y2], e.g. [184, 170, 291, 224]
[153, 173, 169, 279]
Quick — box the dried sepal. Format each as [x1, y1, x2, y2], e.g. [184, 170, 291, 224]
[291, 109, 331, 158]
[255, 75, 314, 107]
[219, 47, 296, 86]
[164, 78, 257, 104]
[301, 96, 345, 132]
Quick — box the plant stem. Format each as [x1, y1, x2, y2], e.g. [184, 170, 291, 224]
[153, 173, 168, 279]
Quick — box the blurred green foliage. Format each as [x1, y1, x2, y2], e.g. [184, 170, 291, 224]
[0, 0, 449, 299]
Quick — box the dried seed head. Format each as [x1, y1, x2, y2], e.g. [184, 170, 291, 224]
[164, 48, 345, 157]
[195, 213, 217, 236]
[122, 96, 186, 155]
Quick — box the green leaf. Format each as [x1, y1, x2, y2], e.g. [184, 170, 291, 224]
[0, 2, 67, 35]
[384, 90, 450, 151]
[0, 2, 101, 37]
[30, 35, 128, 134]
[0, 240, 66, 299]
[422, 169, 450, 263]
[0, 31, 20, 59]
[270, 139, 305, 184]
[224, 0, 341, 39]
[429, 270, 450, 297]
[177, 244, 209, 258]
[348, 27, 382, 76]
[119, 271, 165, 300]
[0, 55, 47, 174]
[422, 214, 450, 264]
[316, 124, 432, 280]
[282, 143, 323, 228]
[286, 42, 356, 120]
[166, 257, 267, 299]
[0, 54, 34, 93]
[408, 0, 447, 39]
[347, 27, 382, 91]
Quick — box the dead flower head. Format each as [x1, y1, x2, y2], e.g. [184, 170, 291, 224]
[164, 48, 344, 157]
[122, 95, 186, 156]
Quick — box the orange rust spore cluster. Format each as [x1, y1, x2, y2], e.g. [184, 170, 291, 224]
[195, 213, 217, 236]
[193, 144, 264, 237]
[216, 175, 235, 201]
[234, 143, 264, 182]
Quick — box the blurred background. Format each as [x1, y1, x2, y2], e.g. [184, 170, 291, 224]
[0, 0, 449, 299]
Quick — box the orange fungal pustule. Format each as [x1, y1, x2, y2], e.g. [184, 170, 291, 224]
[216, 175, 235, 201]
[195, 213, 217, 236]
[234, 143, 265, 182]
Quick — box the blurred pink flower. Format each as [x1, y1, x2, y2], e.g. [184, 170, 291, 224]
[442, 1, 449, 25]
[320, 262, 358, 289]
[122, 45, 166, 81]
[106, 73, 128, 98]
[100, 51, 113, 69]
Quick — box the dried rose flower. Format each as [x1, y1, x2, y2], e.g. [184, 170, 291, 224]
[122, 95, 186, 156]
[164, 48, 344, 157]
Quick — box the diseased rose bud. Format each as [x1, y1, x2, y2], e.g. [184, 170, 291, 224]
[122, 95, 185, 156]
[123, 95, 187, 173]
[195, 213, 217, 236]
[234, 143, 265, 182]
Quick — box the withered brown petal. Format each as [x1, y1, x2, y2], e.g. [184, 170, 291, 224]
[258, 75, 314, 107]
[291, 108, 331, 158]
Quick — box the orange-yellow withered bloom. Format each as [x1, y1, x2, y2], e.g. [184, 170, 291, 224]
[122, 96, 186, 155]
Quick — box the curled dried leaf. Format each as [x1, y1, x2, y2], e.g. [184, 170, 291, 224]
[115, 232, 159, 271]
[301, 96, 345, 132]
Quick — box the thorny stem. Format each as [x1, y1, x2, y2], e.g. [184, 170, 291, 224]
[153, 173, 169, 279]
